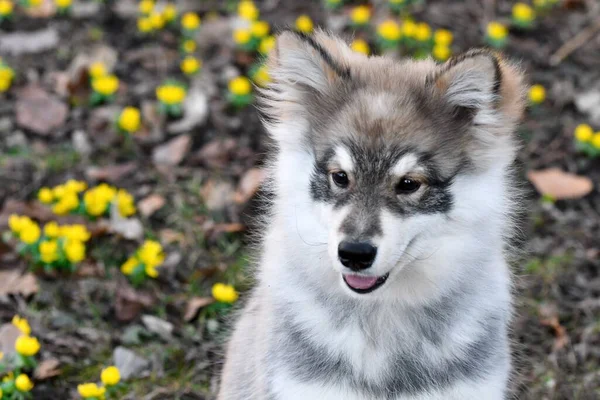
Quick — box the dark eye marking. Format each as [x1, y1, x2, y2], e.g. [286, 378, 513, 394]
[331, 171, 349, 188]
[395, 177, 421, 195]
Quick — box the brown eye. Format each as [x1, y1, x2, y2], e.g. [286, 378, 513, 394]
[331, 171, 349, 188]
[396, 177, 421, 194]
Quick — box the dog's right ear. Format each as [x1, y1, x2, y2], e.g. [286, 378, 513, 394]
[267, 30, 350, 97]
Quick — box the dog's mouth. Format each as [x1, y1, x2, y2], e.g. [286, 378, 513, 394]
[343, 273, 389, 294]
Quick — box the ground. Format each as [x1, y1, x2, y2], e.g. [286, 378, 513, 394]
[0, 0, 599, 399]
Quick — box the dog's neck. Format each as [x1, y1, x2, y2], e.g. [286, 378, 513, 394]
[260, 229, 511, 395]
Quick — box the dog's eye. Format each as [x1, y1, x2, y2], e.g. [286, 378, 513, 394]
[331, 171, 349, 188]
[396, 177, 421, 194]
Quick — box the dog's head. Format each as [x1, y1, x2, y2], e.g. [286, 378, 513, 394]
[262, 30, 525, 303]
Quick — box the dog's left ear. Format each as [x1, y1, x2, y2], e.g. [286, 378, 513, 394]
[429, 50, 525, 125]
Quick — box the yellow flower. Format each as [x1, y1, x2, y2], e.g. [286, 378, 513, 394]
[295, 15, 313, 33]
[78, 383, 106, 398]
[258, 35, 275, 55]
[101, 366, 121, 386]
[378, 20, 401, 41]
[229, 76, 252, 96]
[487, 21, 508, 40]
[40, 240, 59, 263]
[138, 0, 154, 15]
[138, 240, 164, 269]
[591, 133, 600, 149]
[92, 74, 119, 96]
[0, 78, 11, 93]
[513, 3, 535, 22]
[38, 187, 54, 204]
[145, 264, 159, 278]
[118, 106, 141, 133]
[52, 184, 66, 199]
[529, 84, 546, 104]
[15, 374, 33, 392]
[162, 3, 177, 22]
[181, 12, 200, 31]
[15, 335, 40, 357]
[55, 0, 72, 9]
[238, 0, 259, 21]
[60, 224, 91, 242]
[138, 17, 153, 33]
[156, 84, 186, 105]
[117, 189, 136, 217]
[0, 0, 14, 16]
[150, 11, 165, 29]
[28, 0, 42, 6]
[88, 62, 107, 79]
[65, 180, 87, 193]
[52, 191, 79, 216]
[251, 20, 270, 38]
[0, 65, 14, 82]
[432, 44, 451, 61]
[233, 28, 252, 45]
[182, 39, 196, 53]
[351, 39, 370, 55]
[9, 215, 31, 234]
[121, 257, 138, 275]
[44, 221, 60, 238]
[212, 283, 239, 304]
[84, 184, 116, 216]
[592, 133, 600, 149]
[402, 20, 417, 38]
[252, 65, 270, 87]
[351, 5, 371, 25]
[20, 221, 41, 244]
[12, 315, 31, 336]
[64, 239, 85, 263]
[434, 29, 453, 46]
[415, 23, 432, 42]
[181, 56, 202, 75]
[574, 124, 593, 143]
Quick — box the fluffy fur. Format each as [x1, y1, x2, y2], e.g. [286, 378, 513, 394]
[218, 30, 526, 400]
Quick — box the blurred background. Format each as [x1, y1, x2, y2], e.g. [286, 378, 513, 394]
[0, 0, 599, 399]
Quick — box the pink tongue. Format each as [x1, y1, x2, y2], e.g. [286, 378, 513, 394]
[344, 274, 379, 290]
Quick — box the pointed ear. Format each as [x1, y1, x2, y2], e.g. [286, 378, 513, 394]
[266, 30, 351, 96]
[429, 50, 525, 125]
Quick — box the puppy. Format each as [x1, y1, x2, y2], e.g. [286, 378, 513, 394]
[218, 30, 526, 400]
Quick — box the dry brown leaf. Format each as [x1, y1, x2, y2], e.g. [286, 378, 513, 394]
[234, 168, 266, 204]
[15, 85, 68, 136]
[527, 168, 593, 200]
[184, 297, 215, 322]
[540, 316, 569, 350]
[0, 270, 39, 297]
[152, 134, 192, 166]
[34, 359, 62, 380]
[159, 229, 186, 245]
[138, 194, 166, 217]
[24, 0, 56, 17]
[86, 162, 138, 183]
[538, 302, 569, 350]
[194, 138, 237, 169]
[115, 284, 155, 322]
[0, 324, 21, 355]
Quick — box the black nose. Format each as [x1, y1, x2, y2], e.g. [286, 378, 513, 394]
[338, 241, 377, 271]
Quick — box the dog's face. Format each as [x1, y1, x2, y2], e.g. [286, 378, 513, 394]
[263, 31, 525, 302]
